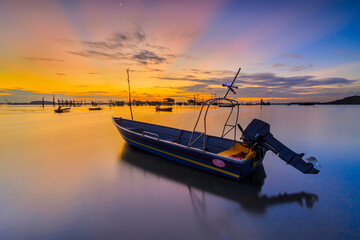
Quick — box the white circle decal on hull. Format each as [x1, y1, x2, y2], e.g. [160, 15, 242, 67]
[212, 159, 225, 168]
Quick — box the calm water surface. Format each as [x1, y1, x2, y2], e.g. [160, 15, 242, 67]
[0, 105, 360, 239]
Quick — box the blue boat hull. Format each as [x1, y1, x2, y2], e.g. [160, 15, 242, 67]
[113, 117, 265, 180]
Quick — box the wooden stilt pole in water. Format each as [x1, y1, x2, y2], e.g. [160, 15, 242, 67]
[126, 68, 133, 120]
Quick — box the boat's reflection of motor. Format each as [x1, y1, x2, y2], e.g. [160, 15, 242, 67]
[120, 144, 319, 214]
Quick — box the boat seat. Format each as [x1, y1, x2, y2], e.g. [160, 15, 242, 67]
[218, 142, 249, 159]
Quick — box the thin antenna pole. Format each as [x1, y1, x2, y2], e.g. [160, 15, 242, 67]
[126, 68, 133, 120]
[224, 68, 241, 98]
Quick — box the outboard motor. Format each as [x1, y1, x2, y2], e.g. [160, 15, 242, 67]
[241, 119, 319, 174]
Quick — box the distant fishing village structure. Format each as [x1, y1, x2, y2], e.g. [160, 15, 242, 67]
[1, 96, 360, 106]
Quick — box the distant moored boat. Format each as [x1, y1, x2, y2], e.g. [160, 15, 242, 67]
[54, 107, 70, 113]
[155, 106, 173, 112]
[89, 107, 102, 111]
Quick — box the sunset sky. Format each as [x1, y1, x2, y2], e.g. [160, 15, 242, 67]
[0, 0, 359, 103]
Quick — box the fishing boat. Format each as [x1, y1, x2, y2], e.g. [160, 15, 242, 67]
[112, 68, 319, 180]
[155, 106, 173, 112]
[89, 107, 102, 111]
[218, 102, 236, 107]
[54, 107, 70, 113]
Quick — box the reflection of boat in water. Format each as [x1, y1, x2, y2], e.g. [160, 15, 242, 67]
[54, 107, 70, 113]
[120, 144, 319, 214]
[89, 107, 102, 111]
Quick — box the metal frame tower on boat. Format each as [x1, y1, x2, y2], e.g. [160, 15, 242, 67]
[188, 68, 242, 151]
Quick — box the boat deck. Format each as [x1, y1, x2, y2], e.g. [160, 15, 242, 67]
[114, 117, 239, 154]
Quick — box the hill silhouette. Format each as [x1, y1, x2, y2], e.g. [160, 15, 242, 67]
[325, 96, 360, 104]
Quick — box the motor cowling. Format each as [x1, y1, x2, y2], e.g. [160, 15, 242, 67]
[242, 119, 319, 174]
[241, 119, 270, 147]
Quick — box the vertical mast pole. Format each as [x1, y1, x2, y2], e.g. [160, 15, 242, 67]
[126, 68, 134, 120]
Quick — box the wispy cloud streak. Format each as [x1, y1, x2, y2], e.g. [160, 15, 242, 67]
[24, 57, 64, 62]
[68, 27, 182, 65]
[270, 63, 313, 72]
[154, 71, 358, 99]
